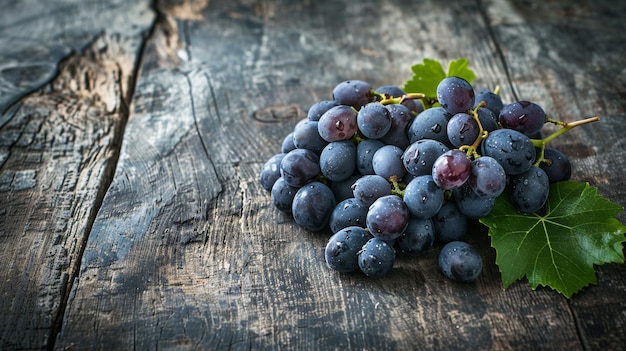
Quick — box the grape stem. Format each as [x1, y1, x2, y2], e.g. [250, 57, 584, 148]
[379, 93, 427, 105]
[531, 116, 600, 166]
[389, 175, 406, 197]
[459, 102, 488, 159]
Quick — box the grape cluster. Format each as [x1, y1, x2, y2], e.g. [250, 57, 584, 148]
[260, 77, 571, 282]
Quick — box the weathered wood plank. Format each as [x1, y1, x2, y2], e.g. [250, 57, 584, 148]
[0, 1, 155, 349]
[53, 0, 626, 350]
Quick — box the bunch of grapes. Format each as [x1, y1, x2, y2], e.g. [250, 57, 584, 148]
[259, 77, 573, 282]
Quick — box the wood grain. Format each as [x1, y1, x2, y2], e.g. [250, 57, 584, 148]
[0, 1, 155, 349]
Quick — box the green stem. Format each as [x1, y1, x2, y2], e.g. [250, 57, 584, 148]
[531, 116, 600, 166]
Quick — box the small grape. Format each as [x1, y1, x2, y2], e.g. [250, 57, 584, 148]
[329, 198, 369, 233]
[476, 107, 499, 133]
[480, 128, 536, 176]
[319, 140, 357, 182]
[270, 177, 299, 214]
[292, 182, 336, 231]
[438, 241, 482, 283]
[366, 195, 410, 241]
[468, 156, 507, 198]
[452, 183, 495, 219]
[402, 139, 450, 177]
[358, 238, 396, 278]
[357, 102, 392, 139]
[396, 217, 435, 256]
[308, 100, 339, 121]
[332, 80, 374, 109]
[432, 149, 472, 190]
[325, 226, 372, 273]
[351, 174, 391, 207]
[280, 148, 321, 187]
[437, 76, 475, 115]
[538, 147, 572, 183]
[356, 138, 385, 175]
[474, 90, 504, 116]
[499, 101, 546, 136]
[281, 132, 296, 153]
[508, 165, 550, 213]
[379, 103, 413, 149]
[372, 145, 407, 181]
[318, 105, 358, 142]
[447, 112, 479, 148]
[403, 175, 444, 219]
[292, 120, 328, 154]
[433, 202, 467, 244]
[260, 153, 285, 192]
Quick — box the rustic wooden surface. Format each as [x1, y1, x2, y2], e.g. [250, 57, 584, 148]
[1, 0, 625, 350]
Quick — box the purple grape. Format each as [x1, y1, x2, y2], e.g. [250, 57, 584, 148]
[474, 90, 503, 116]
[432, 149, 472, 190]
[438, 241, 482, 283]
[538, 147, 571, 183]
[260, 153, 285, 192]
[271, 177, 299, 214]
[292, 182, 336, 231]
[358, 238, 396, 278]
[481, 128, 536, 176]
[372, 145, 407, 181]
[319, 140, 356, 182]
[325, 226, 372, 273]
[329, 198, 369, 233]
[468, 156, 506, 198]
[452, 183, 495, 219]
[332, 80, 374, 109]
[437, 76, 475, 115]
[281, 132, 296, 153]
[308, 100, 339, 121]
[508, 166, 550, 213]
[280, 148, 320, 187]
[403, 175, 444, 219]
[498, 101, 546, 136]
[379, 103, 413, 149]
[318, 105, 358, 142]
[351, 174, 391, 207]
[476, 107, 499, 132]
[292, 120, 328, 154]
[407, 107, 452, 147]
[447, 112, 480, 148]
[356, 138, 385, 175]
[433, 202, 468, 244]
[366, 195, 410, 241]
[357, 102, 392, 139]
[402, 139, 450, 177]
[396, 217, 435, 256]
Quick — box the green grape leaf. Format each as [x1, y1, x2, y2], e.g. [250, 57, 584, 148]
[402, 58, 476, 97]
[480, 181, 626, 298]
[446, 58, 476, 84]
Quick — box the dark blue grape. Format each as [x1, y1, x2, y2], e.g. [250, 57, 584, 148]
[375, 85, 422, 114]
[397, 217, 435, 256]
[366, 195, 410, 241]
[474, 90, 504, 116]
[508, 166, 550, 213]
[325, 226, 372, 273]
[437, 76, 475, 115]
[468, 156, 506, 198]
[538, 147, 571, 183]
[357, 102, 392, 139]
[331, 173, 361, 203]
[379, 103, 413, 149]
[480, 128, 536, 176]
[438, 241, 482, 283]
[447, 112, 479, 148]
[318, 105, 359, 142]
[373, 145, 406, 181]
[320, 140, 357, 182]
[271, 177, 299, 214]
[292, 182, 336, 231]
[351, 174, 391, 207]
[292, 120, 328, 154]
[280, 148, 321, 187]
[452, 183, 495, 219]
[308, 100, 339, 121]
[358, 237, 396, 278]
[403, 175, 444, 219]
[356, 139, 384, 175]
[432, 149, 472, 190]
[260, 153, 285, 192]
[433, 202, 468, 244]
[332, 80, 374, 109]
[498, 101, 546, 136]
[407, 107, 452, 146]
[282, 132, 296, 153]
[402, 139, 450, 177]
[476, 107, 499, 132]
[329, 198, 369, 233]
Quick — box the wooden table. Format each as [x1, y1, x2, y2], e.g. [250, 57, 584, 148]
[1, 0, 625, 349]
